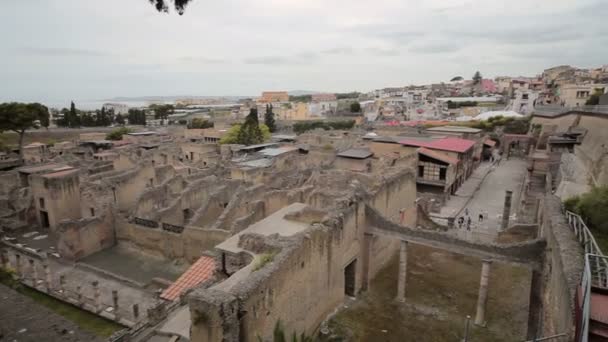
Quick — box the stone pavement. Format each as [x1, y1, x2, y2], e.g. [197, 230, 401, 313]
[438, 158, 528, 243]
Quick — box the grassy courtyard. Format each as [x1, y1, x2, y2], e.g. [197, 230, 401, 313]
[325, 244, 531, 342]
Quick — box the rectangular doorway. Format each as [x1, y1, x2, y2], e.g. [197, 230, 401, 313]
[40, 211, 49, 228]
[344, 259, 357, 297]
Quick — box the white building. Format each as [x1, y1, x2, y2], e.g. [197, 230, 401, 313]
[509, 89, 539, 114]
[102, 103, 129, 115]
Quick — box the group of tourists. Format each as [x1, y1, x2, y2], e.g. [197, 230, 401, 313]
[457, 208, 488, 231]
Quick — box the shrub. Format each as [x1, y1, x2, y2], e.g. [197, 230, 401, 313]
[253, 252, 277, 271]
[106, 127, 133, 141]
[188, 118, 214, 129]
[564, 187, 608, 235]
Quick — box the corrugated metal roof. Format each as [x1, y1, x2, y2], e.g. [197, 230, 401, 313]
[418, 147, 458, 165]
[238, 159, 273, 168]
[484, 139, 496, 147]
[236, 143, 279, 151]
[259, 146, 298, 157]
[426, 126, 482, 133]
[337, 149, 373, 159]
[160, 256, 215, 301]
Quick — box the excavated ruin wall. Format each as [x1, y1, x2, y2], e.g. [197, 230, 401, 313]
[115, 216, 230, 263]
[540, 195, 584, 339]
[189, 169, 417, 341]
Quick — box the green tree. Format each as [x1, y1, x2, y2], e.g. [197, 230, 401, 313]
[472, 71, 482, 85]
[585, 88, 604, 105]
[149, 0, 192, 14]
[151, 104, 174, 121]
[106, 127, 133, 141]
[128, 108, 147, 125]
[0, 102, 50, 160]
[115, 113, 125, 125]
[350, 102, 361, 113]
[81, 112, 96, 127]
[236, 108, 264, 145]
[219, 123, 270, 144]
[264, 104, 277, 132]
[63, 101, 81, 128]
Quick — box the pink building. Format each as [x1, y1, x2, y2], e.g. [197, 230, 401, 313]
[480, 79, 497, 93]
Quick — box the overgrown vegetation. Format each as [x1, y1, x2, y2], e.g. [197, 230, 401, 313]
[585, 88, 604, 105]
[257, 320, 313, 342]
[292, 120, 355, 134]
[564, 186, 608, 252]
[188, 118, 214, 129]
[349, 102, 361, 113]
[253, 252, 277, 271]
[470, 116, 532, 134]
[0, 268, 122, 337]
[106, 127, 133, 141]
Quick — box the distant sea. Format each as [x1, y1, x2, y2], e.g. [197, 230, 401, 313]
[39, 95, 252, 111]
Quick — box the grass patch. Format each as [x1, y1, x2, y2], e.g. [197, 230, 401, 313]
[253, 252, 277, 271]
[0, 268, 123, 337]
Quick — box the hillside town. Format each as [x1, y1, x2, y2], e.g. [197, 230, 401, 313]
[2, 0, 608, 341]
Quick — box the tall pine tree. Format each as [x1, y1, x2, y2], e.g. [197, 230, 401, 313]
[237, 108, 263, 145]
[264, 104, 276, 133]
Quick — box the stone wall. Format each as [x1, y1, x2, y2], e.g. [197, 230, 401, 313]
[188, 169, 417, 341]
[56, 208, 116, 260]
[115, 216, 230, 263]
[539, 195, 584, 339]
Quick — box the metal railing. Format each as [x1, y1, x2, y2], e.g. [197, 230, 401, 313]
[566, 211, 608, 288]
[566, 211, 608, 342]
[534, 105, 608, 117]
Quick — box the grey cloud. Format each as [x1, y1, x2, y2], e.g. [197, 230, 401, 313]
[364, 48, 400, 57]
[179, 56, 227, 64]
[18, 47, 109, 57]
[451, 23, 586, 46]
[243, 52, 317, 66]
[322, 47, 355, 55]
[409, 42, 461, 54]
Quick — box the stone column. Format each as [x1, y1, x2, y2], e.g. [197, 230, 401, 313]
[112, 290, 119, 310]
[14, 254, 22, 278]
[0, 250, 8, 269]
[396, 240, 408, 302]
[501, 190, 513, 230]
[361, 233, 373, 291]
[44, 264, 52, 291]
[474, 260, 492, 326]
[132, 304, 139, 320]
[15, 253, 23, 279]
[76, 285, 82, 305]
[59, 275, 66, 294]
[92, 281, 101, 312]
[29, 259, 38, 285]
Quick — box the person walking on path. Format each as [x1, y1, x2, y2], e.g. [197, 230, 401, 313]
[478, 213, 484, 222]
[467, 216, 472, 231]
[458, 216, 464, 229]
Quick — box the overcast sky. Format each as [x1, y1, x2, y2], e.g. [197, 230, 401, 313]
[1, 0, 606, 107]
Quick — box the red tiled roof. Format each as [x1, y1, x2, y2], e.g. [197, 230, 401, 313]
[160, 256, 215, 301]
[484, 139, 496, 147]
[418, 147, 458, 165]
[400, 137, 476, 153]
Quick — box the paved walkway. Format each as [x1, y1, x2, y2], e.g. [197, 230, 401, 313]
[438, 158, 528, 243]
